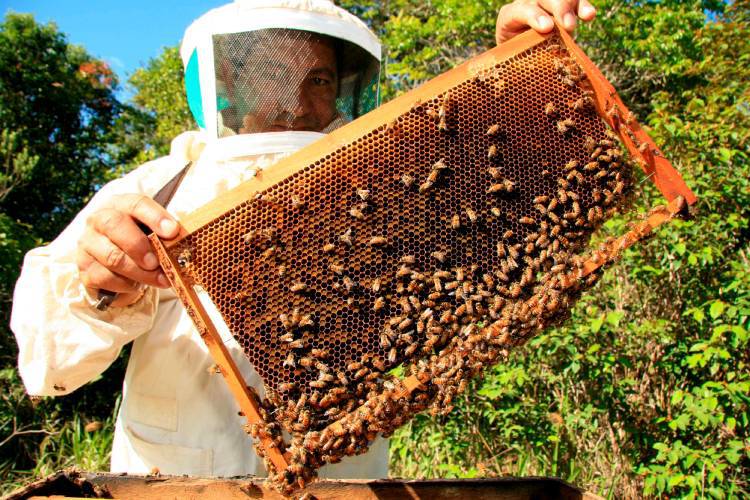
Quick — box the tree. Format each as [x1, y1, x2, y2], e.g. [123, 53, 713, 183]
[0, 13, 129, 237]
[123, 46, 194, 169]
[0, 12, 135, 490]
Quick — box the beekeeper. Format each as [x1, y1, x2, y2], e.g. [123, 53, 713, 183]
[11, 0, 595, 478]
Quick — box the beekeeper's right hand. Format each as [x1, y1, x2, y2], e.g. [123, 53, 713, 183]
[76, 194, 180, 307]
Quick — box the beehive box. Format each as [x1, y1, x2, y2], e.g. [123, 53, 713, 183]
[8, 470, 604, 500]
[150, 24, 695, 493]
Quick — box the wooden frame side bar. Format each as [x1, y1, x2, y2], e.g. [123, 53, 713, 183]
[555, 23, 697, 206]
[149, 236, 289, 472]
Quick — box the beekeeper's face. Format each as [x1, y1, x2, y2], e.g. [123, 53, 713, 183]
[232, 32, 339, 133]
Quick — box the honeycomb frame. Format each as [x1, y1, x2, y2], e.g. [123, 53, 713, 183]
[150, 25, 696, 491]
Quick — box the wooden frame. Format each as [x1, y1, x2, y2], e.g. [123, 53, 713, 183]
[150, 23, 696, 478]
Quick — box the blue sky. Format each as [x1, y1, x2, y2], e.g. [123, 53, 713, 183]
[2, 0, 228, 96]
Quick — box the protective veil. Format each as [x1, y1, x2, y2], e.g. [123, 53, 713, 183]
[11, 0, 387, 478]
[180, 0, 381, 158]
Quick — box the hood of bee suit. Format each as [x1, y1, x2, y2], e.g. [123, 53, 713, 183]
[180, 0, 381, 162]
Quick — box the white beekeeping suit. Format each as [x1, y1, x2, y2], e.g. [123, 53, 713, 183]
[10, 0, 388, 478]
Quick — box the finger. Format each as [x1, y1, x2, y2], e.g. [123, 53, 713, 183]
[76, 249, 154, 305]
[88, 208, 160, 271]
[107, 194, 180, 239]
[80, 230, 167, 288]
[578, 0, 596, 21]
[538, 0, 580, 32]
[78, 252, 142, 293]
[496, 1, 554, 44]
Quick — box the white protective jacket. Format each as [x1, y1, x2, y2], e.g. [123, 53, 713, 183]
[10, 131, 388, 478]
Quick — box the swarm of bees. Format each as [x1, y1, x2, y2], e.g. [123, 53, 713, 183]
[170, 36, 657, 495]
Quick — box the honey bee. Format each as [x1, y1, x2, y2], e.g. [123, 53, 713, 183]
[431, 250, 447, 263]
[496, 241, 506, 258]
[488, 144, 499, 160]
[465, 207, 478, 223]
[564, 160, 579, 171]
[368, 236, 388, 247]
[291, 194, 306, 209]
[613, 181, 625, 195]
[502, 229, 514, 239]
[404, 343, 419, 356]
[311, 348, 329, 359]
[279, 382, 297, 393]
[339, 228, 353, 246]
[519, 216, 536, 225]
[241, 230, 258, 244]
[393, 266, 410, 280]
[430, 159, 449, 172]
[571, 201, 581, 217]
[279, 332, 295, 343]
[426, 107, 439, 120]
[427, 169, 440, 184]
[322, 242, 336, 253]
[486, 123, 501, 136]
[534, 195, 550, 204]
[419, 180, 434, 193]
[487, 166, 503, 180]
[508, 244, 520, 259]
[544, 102, 558, 116]
[401, 174, 415, 188]
[371, 277, 382, 293]
[349, 206, 365, 220]
[371, 358, 386, 371]
[329, 263, 345, 275]
[290, 282, 307, 293]
[374, 296, 386, 312]
[573, 96, 594, 112]
[556, 118, 575, 134]
[380, 332, 393, 349]
[583, 161, 599, 172]
[277, 264, 287, 278]
[490, 207, 502, 217]
[398, 317, 413, 331]
[487, 183, 506, 194]
[444, 280, 459, 291]
[261, 246, 277, 260]
[503, 179, 516, 192]
[451, 214, 461, 229]
[299, 314, 315, 328]
[310, 380, 327, 389]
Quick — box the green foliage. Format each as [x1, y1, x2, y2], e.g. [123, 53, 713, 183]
[0, 12, 128, 236]
[0, 368, 116, 495]
[123, 46, 194, 169]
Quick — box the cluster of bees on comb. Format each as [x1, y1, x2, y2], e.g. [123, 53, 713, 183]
[172, 37, 644, 495]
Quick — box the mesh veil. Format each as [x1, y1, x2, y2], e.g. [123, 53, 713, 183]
[213, 29, 380, 136]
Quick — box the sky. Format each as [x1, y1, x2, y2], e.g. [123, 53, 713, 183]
[2, 0, 228, 97]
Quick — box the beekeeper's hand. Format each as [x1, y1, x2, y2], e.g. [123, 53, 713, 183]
[76, 194, 180, 307]
[496, 0, 596, 44]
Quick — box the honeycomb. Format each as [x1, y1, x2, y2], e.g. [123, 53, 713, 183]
[153, 29, 694, 495]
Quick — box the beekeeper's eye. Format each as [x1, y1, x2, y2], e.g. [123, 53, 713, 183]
[311, 76, 330, 86]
